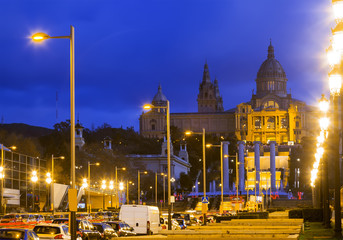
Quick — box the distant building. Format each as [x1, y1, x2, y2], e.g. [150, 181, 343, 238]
[126, 138, 191, 182]
[139, 42, 318, 144]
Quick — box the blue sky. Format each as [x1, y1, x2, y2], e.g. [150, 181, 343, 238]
[0, 0, 334, 130]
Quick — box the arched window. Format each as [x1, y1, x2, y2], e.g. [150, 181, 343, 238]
[150, 119, 157, 131]
[263, 100, 279, 109]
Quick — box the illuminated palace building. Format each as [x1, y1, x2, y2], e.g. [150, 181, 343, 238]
[140, 42, 318, 194]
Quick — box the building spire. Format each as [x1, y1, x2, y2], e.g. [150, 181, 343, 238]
[268, 39, 275, 59]
[202, 60, 211, 83]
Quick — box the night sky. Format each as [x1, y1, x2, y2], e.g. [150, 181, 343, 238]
[0, 0, 334, 131]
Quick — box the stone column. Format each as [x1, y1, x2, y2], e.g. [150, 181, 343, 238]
[212, 180, 216, 193]
[254, 141, 261, 194]
[223, 141, 230, 193]
[270, 141, 276, 192]
[238, 141, 245, 192]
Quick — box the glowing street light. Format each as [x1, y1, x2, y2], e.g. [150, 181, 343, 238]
[143, 100, 172, 230]
[31, 26, 77, 239]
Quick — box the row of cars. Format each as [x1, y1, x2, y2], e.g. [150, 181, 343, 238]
[0, 213, 136, 239]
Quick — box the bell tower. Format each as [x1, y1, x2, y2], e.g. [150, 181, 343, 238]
[197, 62, 224, 112]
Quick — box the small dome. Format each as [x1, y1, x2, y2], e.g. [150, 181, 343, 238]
[152, 84, 168, 106]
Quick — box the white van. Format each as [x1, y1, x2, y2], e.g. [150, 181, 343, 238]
[119, 205, 160, 235]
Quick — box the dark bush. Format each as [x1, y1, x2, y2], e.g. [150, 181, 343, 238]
[289, 209, 303, 219]
[303, 208, 323, 222]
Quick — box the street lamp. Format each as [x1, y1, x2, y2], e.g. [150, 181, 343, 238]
[32, 26, 77, 240]
[206, 143, 228, 214]
[46, 172, 52, 212]
[155, 173, 166, 207]
[101, 180, 107, 210]
[0, 144, 16, 214]
[87, 162, 99, 213]
[109, 180, 114, 208]
[138, 170, 148, 204]
[185, 129, 207, 224]
[31, 170, 38, 212]
[126, 181, 134, 204]
[51, 155, 64, 215]
[143, 100, 171, 230]
[115, 167, 126, 208]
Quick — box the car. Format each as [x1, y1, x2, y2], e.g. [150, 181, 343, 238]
[92, 223, 118, 239]
[0, 214, 19, 223]
[104, 221, 136, 237]
[33, 223, 71, 240]
[33, 214, 44, 222]
[52, 218, 101, 240]
[19, 214, 36, 223]
[172, 213, 191, 225]
[0, 228, 39, 240]
[175, 219, 187, 229]
[160, 218, 181, 230]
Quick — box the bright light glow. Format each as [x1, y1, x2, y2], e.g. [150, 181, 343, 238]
[46, 172, 52, 184]
[96, 162, 100, 166]
[31, 171, 38, 183]
[101, 180, 106, 189]
[205, 144, 212, 148]
[82, 178, 88, 188]
[119, 182, 124, 191]
[170, 177, 175, 182]
[319, 117, 330, 131]
[185, 131, 192, 135]
[31, 32, 50, 42]
[109, 180, 114, 190]
[144, 171, 148, 174]
[10, 146, 16, 150]
[0, 166, 3, 172]
[319, 95, 329, 113]
[327, 46, 341, 67]
[143, 104, 152, 110]
[333, 1, 343, 21]
[329, 70, 342, 96]
[122, 167, 126, 170]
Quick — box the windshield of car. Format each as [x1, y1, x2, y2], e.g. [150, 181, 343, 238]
[2, 215, 16, 219]
[33, 226, 61, 235]
[0, 230, 25, 239]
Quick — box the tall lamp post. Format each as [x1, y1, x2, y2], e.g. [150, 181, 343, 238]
[327, 4, 343, 234]
[155, 173, 165, 207]
[87, 162, 100, 213]
[185, 129, 207, 224]
[45, 173, 52, 212]
[115, 167, 126, 208]
[138, 171, 148, 204]
[32, 26, 77, 240]
[31, 171, 38, 212]
[318, 95, 330, 228]
[109, 181, 114, 208]
[205, 143, 228, 214]
[0, 145, 16, 214]
[143, 100, 171, 230]
[51, 155, 64, 215]
[101, 180, 107, 210]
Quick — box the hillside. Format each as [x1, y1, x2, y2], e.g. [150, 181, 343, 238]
[0, 123, 53, 138]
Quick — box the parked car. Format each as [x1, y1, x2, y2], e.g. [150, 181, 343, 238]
[104, 221, 136, 237]
[52, 218, 101, 240]
[33, 223, 72, 240]
[160, 218, 181, 230]
[0, 214, 19, 223]
[172, 213, 191, 225]
[175, 219, 187, 229]
[0, 228, 39, 240]
[119, 205, 160, 235]
[33, 214, 44, 222]
[18, 214, 36, 223]
[92, 223, 118, 239]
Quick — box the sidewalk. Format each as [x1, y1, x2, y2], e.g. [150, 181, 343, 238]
[299, 222, 336, 240]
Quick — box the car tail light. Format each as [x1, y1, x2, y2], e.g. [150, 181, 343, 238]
[54, 234, 63, 239]
[162, 225, 166, 229]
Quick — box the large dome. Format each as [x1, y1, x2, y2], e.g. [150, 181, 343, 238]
[255, 42, 287, 98]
